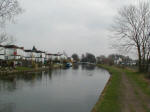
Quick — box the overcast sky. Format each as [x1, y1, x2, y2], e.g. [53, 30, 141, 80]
[5, 0, 147, 57]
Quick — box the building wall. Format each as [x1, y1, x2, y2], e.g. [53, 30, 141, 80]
[46, 55, 52, 61]
[17, 49, 25, 59]
[5, 48, 25, 60]
[0, 46, 50, 64]
[25, 52, 45, 63]
[5, 48, 15, 56]
[0, 55, 5, 60]
[24, 52, 33, 61]
[0, 47, 5, 60]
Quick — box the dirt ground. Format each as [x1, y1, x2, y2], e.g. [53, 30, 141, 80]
[121, 72, 150, 112]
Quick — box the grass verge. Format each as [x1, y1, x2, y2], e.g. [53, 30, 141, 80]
[15, 67, 33, 71]
[92, 65, 122, 112]
[124, 69, 150, 96]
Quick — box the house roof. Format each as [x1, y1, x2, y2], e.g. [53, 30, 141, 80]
[24, 50, 32, 52]
[0, 45, 4, 47]
[46, 53, 62, 56]
[5, 45, 19, 48]
[46, 53, 53, 55]
[32, 46, 37, 51]
[24, 49, 45, 53]
[4, 45, 24, 49]
[36, 50, 45, 53]
[24, 46, 45, 53]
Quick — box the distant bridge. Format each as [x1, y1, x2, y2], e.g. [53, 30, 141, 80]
[78, 62, 96, 65]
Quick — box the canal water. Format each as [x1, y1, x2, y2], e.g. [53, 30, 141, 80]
[0, 65, 110, 112]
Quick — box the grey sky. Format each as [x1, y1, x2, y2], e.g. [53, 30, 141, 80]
[5, 0, 146, 57]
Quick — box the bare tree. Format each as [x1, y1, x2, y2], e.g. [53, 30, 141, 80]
[0, 32, 16, 44]
[0, 0, 22, 26]
[0, 0, 22, 45]
[111, 2, 150, 72]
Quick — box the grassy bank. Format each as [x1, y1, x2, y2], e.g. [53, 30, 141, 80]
[92, 65, 122, 112]
[92, 65, 150, 112]
[124, 69, 150, 96]
[0, 63, 64, 75]
[15, 67, 33, 71]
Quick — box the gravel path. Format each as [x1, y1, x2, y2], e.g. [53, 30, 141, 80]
[121, 72, 150, 112]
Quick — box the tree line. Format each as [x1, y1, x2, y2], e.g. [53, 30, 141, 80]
[71, 53, 135, 66]
[111, 1, 150, 72]
[72, 53, 96, 63]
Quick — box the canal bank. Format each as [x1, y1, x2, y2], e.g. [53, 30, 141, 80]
[92, 65, 122, 112]
[0, 64, 63, 75]
[92, 65, 150, 112]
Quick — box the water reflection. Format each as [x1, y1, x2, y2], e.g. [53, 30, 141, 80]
[81, 64, 96, 70]
[0, 65, 110, 112]
[0, 80, 17, 92]
[0, 103, 16, 112]
[0, 71, 53, 92]
[72, 64, 79, 69]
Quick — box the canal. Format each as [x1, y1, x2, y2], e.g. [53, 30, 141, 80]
[0, 65, 110, 112]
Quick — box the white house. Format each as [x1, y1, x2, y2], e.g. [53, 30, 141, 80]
[24, 50, 39, 61]
[24, 46, 46, 63]
[60, 54, 67, 60]
[0, 44, 69, 66]
[24, 50, 33, 61]
[35, 51, 46, 64]
[5, 45, 25, 60]
[45, 53, 53, 61]
[45, 53, 66, 64]
[0, 45, 5, 60]
[114, 57, 122, 65]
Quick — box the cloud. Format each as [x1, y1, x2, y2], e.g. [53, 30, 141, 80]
[6, 0, 147, 57]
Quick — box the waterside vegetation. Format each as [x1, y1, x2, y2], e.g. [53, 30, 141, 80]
[92, 65, 150, 112]
[92, 65, 122, 112]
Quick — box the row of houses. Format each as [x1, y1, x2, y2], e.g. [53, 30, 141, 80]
[113, 56, 137, 66]
[0, 45, 66, 64]
[96, 54, 137, 66]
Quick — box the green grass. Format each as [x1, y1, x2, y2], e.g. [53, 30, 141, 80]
[92, 65, 150, 112]
[124, 69, 150, 96]
[92, 65, 122, 112]
[15, 67, 33, 71]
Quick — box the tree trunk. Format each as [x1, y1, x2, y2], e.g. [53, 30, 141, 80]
[137, 46, 143, 72]
[145, 58, 150, 73]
